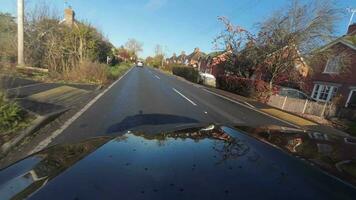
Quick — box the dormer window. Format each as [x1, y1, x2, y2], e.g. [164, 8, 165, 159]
[323, 56, 340, 74]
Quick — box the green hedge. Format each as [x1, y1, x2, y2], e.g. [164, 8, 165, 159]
[172, 66, 200, 83]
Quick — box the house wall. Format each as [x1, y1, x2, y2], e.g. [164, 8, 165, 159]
[310, 43, 356, 106]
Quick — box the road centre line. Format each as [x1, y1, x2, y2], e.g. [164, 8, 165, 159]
[173, 88, 197, 106]
[154, 75, 160, 79]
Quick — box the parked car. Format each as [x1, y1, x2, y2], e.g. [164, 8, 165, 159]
[278, 87, 312, 100]
[198, 72, 216, 87]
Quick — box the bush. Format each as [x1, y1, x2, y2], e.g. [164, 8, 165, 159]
[161, 64, 173, 72]
[172, 66, 200, 83]
[107, 62, 132, 80]
[0, 93, 25, 132]
[61, 61, 108, 85]
[216, 76, 254, 96]
[216, 75, 274, 102]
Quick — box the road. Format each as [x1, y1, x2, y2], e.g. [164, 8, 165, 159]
[52, 66, 291, 144]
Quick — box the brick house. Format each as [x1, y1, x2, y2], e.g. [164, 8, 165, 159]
[177, 51, 188, 65]
[166, 53, 178, 64]
[309, 24, 356, 108]
[199, 51, 230, 78]
[186, 48, 206, 68]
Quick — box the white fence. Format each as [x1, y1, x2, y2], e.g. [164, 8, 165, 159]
[268, 95, 338, 118]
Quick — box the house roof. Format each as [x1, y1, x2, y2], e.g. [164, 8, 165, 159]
[206, 51, 226, 58]
[187, 51, 206, 61]
[319, 35, 356, 51]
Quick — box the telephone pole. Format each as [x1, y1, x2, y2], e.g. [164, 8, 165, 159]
[17, 0, 24, 66]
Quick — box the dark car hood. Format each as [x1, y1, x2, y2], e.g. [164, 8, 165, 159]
[0, 125, 356, 200]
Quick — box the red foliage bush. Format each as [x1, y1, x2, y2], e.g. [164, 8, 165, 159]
[216, 75, 277, 102]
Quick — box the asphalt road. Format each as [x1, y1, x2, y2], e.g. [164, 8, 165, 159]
[52, 66, 291, 144]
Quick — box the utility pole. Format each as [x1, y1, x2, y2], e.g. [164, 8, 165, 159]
[17, 0, 24, 66]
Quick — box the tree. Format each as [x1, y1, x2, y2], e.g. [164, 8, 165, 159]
[116, 45, 131, 62]
[153, 44, 166, 67]
[124, 38, 143, 59]
[213, 16, 256, 77]
[214, 0, 340, 90]
[256, 0, 340, 89]
[0, 13, 17, 64]
[214, 16, 254, 55]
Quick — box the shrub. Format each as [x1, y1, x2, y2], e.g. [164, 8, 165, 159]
[61, 61, 108, 85]
[216, 76, 254, 96]
[0, 92, 25, 132]
[172, 66, 200, 83]
[216, 75, 274, 102]
[107, 62, 132, 80]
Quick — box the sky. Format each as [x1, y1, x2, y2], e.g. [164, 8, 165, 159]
[1, 0, 355, 58]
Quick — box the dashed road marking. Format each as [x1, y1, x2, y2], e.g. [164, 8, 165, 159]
[173, 88, 197, 106]
[154, 75, 160, 80]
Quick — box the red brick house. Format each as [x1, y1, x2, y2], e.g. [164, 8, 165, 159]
[186, 48, 206, 68]
[310, 24, 356, 108]
[199, 50, 231, 78]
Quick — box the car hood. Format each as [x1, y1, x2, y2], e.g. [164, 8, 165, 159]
[0, 125, 356, 200]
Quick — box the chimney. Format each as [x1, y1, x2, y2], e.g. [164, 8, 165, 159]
[194, 47, 200, 53]
[347, 23, 356, 35]
[64, 7, 75, 27]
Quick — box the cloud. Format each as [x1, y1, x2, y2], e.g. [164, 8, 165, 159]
[145, 0, 167, 11]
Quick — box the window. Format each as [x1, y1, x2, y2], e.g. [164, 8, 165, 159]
[323, 56, 341, 74]
[346, 90, 356, 108]
[312, 84, 338, 102]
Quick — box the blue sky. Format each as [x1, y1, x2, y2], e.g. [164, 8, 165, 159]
[1, 0, 355, 57]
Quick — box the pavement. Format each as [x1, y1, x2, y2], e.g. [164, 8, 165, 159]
[48, 66, 296, 146]
[1, 75, 98, 116]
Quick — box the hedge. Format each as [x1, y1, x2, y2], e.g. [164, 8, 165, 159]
[216, 75, 275, 102]
[172, 66, 200, 83]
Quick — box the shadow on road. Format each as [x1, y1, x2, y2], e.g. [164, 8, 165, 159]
[106, 113, 199, 134]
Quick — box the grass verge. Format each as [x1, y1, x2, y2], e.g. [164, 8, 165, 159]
[107, 62, 132, 81]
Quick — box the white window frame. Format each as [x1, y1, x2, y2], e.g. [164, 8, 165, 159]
[311, 84, 338, 102]
[323, 56, 341, 74]
[346, 89, 356, 108]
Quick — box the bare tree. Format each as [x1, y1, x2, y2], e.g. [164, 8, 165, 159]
[256, 0, 341, 89]
[213, 16, 257, 77]
[124, 38, 143, 57]
[214, 16, 254, 54]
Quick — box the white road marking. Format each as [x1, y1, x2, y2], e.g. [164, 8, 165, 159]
[203, 88, 300, 129]
[244, 101, 256, 108]
[30, 67, 135, 154]
[173, 88, 197, 106]
[154, 75, 160, 79]
[204, 111, 208, 114]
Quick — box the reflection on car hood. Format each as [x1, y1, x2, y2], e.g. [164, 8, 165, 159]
[0, 125, 356, 200]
